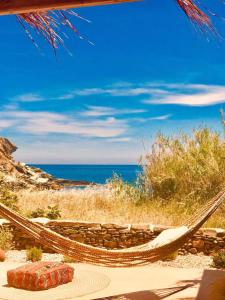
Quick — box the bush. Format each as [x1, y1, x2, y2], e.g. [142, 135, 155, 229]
[46, 205, 61, 220]
[63, 255, 77, 263]
[162, 251, 178, 261]
[27, 205, 61, 220]
[212, 250, 225, 269]
[28, 208, 46, 218]
[0, 227, 13, 251]
[108, 173, 149, 205]
[26, 247, 43, 262]
[143, 128, 225, 203]
[0, 176, 19, 211]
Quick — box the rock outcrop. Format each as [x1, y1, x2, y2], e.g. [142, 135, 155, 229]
[0, 137, 93, 190]
[0, 138, 18, 174]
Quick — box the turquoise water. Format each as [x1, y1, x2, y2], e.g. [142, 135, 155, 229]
[31, 165, 142, 184]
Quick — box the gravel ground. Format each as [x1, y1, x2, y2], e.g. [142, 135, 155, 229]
[152, 254, 214, 269]
[6, 250, 64, 263]
[5, 251, 213, 269]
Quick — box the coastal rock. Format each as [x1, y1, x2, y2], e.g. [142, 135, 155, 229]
[0, 136, 94, 190]
[0, 138, 17, 174]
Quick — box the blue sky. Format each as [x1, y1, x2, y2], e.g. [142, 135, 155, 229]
[0, 0, 224, 164]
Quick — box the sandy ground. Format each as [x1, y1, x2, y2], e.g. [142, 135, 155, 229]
[0, 262, 205, 300]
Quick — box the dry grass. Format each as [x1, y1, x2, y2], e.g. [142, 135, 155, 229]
[17, 186, 225, 227]
[16, 127, 225, 228]
[143, 128, 225, 203]
[0, 228, 14, 251]
[18, 186, 176, 224]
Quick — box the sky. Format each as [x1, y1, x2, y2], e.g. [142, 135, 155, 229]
[0, 0, 225, 164]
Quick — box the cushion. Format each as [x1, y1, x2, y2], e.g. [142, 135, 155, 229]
[7, 262, 74, 290]
[148, 226, 188, 249]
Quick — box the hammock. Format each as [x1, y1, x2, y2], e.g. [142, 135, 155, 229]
[0, 189, 224, 267]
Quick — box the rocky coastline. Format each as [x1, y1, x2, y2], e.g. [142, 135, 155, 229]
[0, 137, 94, 190]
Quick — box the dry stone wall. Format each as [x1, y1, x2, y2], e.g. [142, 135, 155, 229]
[1, 218, 225, 255]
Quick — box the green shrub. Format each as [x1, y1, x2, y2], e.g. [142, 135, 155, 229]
[63, 255, 77, 263]
[162, 251, 178, 261]
[46, 205, 61, 220]
[27, 205, 61, 220]
[0, 227, 13, 251]
[27, 208, 46, 218]
[26, 247, 43, 262]
[212, 250, 225, 269]
[0, 176, 19, 211]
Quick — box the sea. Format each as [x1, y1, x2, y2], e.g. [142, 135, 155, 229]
[31, 164, 142, 184]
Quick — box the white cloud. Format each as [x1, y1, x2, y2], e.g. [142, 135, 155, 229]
[148, 114, 172, 121]
[18, 117, 127, 138]
[57, 93, 76, 100]
[143, 84, 225, 106]
[0, 120, 15, 130]
[0, 110, 128, 138]
[10, 83, 225, 107]
[81, 105, 146, 117]
[133, 114, 172, 123]
[59, 82, 225, 107]
[71, 87, 165, 97]
[3, 110, 65, 120]
[3, 103, 19, 110]
[105, 137, 132, 143]
[12, 93, 44, 102]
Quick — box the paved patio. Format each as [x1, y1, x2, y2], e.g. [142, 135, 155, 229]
[0, 262, 207, 300]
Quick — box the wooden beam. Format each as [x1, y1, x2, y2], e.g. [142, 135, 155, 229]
[0, 0, 138, 16]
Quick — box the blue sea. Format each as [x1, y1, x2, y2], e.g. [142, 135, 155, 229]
[31, 165, 142, 184]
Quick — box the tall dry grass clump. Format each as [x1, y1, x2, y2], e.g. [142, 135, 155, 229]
[143, 128, 225, 204]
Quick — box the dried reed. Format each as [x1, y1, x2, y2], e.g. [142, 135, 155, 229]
[17, 0, 215, 50]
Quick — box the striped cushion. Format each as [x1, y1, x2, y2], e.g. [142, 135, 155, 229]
[7, 262, 74, 290]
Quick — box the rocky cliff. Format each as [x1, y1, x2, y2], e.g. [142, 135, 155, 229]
[0, 138, 18, 174]
[0, 137, 92, 190]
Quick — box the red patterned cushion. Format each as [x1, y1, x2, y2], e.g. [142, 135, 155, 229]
[7, 262, 74, 290]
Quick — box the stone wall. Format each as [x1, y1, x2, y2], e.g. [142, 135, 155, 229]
[1, 218, 225, 255]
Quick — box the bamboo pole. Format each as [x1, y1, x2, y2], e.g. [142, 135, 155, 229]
[0, 0, 138, 15]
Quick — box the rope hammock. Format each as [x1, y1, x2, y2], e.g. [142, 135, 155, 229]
[0, 189, 224, 267]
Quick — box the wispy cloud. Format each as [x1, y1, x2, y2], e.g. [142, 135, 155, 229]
[148, 114, 172, 120]
[0, 120, 15, 130]
[81, 105, 146, 117]
[133, 114, 172, 123]
[59, 83, 225, 107]
[105, 137, 132, 143]
[68, 87, 166, 98]
[144, 84, 225, 106]
[11, 83, 225, 107]
[18, 116, 127, 138]
[12, 93, 45, 102]
[0, 110, 128, 138]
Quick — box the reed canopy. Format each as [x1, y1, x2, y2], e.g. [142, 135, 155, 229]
[0, 0, 217, 49]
